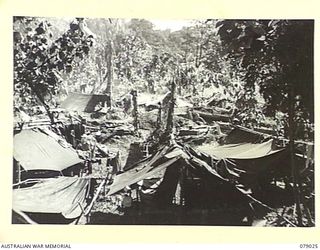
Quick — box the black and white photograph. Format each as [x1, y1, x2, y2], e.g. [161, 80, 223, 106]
[12, 17, 314, 227]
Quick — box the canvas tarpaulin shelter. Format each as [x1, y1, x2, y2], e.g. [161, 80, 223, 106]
[12, 177, 90, 219]
[105, 134, 291, 204]
[14, 128, 82, 171]
[61, 93, 109, 113]
[198, 141, 288, 171]
[92, 139, 300, 226]
[195, 132, 293, 195]
[101, 141, 256, 227]
[107, 145, 184, 196]
[106, 141, 247, 200]
[197, 139, 281, 159]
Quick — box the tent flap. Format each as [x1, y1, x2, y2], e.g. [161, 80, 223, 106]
[14, 129, 82, 171]
[61, 93, 109, 113]
[197, 139, 282, 159]
[12, 177, 90, 219]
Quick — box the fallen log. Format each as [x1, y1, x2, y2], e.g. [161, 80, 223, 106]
[192, 110, 230, 123]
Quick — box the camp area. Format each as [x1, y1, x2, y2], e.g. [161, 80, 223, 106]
[12, 17, 314, 227]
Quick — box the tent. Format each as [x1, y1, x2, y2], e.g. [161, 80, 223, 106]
[86, 131, 300, 224]
[138, 92, 192, 110]
[193, 126, 305, 199]
[13, 128, 82, 172]
[196, 141, 290, 189]
[107, 145, 184, 196]
[12, 176, 90, 219]
[106, 141, 249, 203]
[60, 93, 109, 113]
[95, 141, 258, 226]
[197, 139, 280, 159]
[105, 133, 295, 211]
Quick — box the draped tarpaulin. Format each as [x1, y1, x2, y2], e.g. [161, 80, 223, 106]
[12, 177, 90, 219]
[197, 139, 282, 159]
[60, 93, 109, 113]
[195, 138, 291, 190]
[104, 141, 253, 215]
[105, 138, 291, 200]
[107, 146, 182, 196]
[14, 129, 82, 171]
[106, 143, 236, 196]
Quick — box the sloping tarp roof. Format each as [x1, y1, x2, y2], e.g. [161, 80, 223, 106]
[107, 145, 185, 195]
[106, 143, 230, 196]
[106, 135, 294, 205]
[197, 139, 282, 159]
[195, 137, 291, 188]
[12, 177, 90, 219]
[14, 128, 82, 171]
[61, 93, 109, 113]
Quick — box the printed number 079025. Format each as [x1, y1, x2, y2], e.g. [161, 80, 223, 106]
[300, 244, 318, 248]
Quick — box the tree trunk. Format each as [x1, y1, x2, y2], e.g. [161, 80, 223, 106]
[288, 84, 303, 226]
[105, 40, 113, 106]
[29, 84, 55, 124]
[147, 78, 155, 94]
[157, 102, 162, 129]
[166, 78, 176, 134]
[176, 68, 182, 96]
[131, 90, 139, 133]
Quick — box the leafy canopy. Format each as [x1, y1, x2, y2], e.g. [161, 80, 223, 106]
[14, 17, 95, 110]
[216, 20, 314, 122]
